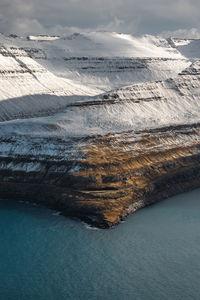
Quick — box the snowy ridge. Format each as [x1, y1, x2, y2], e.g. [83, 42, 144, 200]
[25, 32, 184, 58]
[27, 32, 190, 91]
[28, 35, 60, 41]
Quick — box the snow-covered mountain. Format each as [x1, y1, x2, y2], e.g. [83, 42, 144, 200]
[0, 31, 200, 227]
[0, 59, 199, 137]
[0, 31, 191, 94]
[0, 31, 195, 121]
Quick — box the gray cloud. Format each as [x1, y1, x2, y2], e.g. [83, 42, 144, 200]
[0, 0, 200, 36]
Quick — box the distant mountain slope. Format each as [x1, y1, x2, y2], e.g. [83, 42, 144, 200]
[169, 38, 200, 59]
[0, 32, 191, 92]
[0, 60, 200, 137]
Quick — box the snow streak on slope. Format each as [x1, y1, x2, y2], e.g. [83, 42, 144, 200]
[28, 35, 60, 41]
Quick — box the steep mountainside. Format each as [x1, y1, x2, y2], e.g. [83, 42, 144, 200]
[0, 32, 200, 227]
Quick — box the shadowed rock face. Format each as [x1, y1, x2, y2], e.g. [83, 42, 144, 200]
[0, 124, 200, 228]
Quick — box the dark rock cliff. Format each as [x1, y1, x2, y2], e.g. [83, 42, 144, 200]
[0, 123, 199, 228]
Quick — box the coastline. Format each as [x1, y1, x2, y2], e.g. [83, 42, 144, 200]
[0, 123, 199, 228]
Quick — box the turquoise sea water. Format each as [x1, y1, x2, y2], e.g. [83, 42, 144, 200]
[1, 189, 200, 300]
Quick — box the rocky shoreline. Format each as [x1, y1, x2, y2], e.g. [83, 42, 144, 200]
[0, 123, 199, 228]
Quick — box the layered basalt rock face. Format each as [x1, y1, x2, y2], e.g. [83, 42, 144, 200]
[0, 33, 200, 228]
[0, 124, 199, 228]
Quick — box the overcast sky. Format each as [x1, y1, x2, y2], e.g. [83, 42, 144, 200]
[0, 0, 200, 37]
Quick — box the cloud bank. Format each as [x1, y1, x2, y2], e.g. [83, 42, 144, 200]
[0, 0, 200, 37]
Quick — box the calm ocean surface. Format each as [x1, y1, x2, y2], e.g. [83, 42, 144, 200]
[1, 189, 200, 300]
